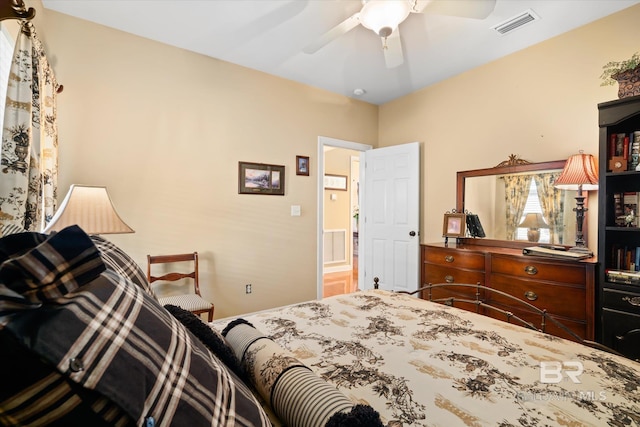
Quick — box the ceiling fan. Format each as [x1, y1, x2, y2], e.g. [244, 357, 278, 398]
[303, 0, 497, 69]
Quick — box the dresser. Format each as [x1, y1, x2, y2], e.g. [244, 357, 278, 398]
[421, 243, 597, 341]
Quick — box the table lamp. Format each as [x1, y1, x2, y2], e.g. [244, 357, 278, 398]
[554, 151, 598, 254]
[42, 185, 134, 235]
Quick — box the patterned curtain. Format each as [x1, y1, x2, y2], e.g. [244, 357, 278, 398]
[533, 172, 564, 244]
[0, 22, 58, 231]
[502, 174, 532, 240]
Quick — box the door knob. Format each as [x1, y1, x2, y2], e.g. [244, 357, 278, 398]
[409, 231, 416, 236]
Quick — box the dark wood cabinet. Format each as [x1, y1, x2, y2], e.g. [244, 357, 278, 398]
[421, 243, 596, 341]
[597, 95, 640, 361]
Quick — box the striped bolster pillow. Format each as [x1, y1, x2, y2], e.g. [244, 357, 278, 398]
[222, 319, 383, 427]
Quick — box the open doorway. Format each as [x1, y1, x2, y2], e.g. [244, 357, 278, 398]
[322, 153, 360, 297]
[316, 137, 372, 299]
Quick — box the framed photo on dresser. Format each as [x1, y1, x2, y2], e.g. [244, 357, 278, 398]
[443, 213, 466, 238]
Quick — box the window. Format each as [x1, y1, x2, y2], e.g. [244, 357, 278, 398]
[0, 24, 14, 131]
[516, 180, 550, 243]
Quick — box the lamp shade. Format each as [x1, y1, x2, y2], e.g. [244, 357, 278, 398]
[554, 152, 599, 191]
[359, 0, 412, 37]
[518, 213, 548, 229]
[42, 185, 134, 235]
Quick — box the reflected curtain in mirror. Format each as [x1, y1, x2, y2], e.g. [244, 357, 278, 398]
[502, 172, 564, 243]
[502, 174, 532, 241]
[533, 172, 563, 244]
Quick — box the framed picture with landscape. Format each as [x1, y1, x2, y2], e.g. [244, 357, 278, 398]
[238, 161, 285, 195]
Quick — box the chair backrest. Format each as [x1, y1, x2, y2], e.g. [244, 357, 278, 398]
[146, 252, 201, 295]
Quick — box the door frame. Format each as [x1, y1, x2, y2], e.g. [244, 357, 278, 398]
[317, 136, 372, 300]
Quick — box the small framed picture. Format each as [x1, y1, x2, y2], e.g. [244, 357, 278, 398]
[324, 174, 348, 191]
[238, 161, 285, 195]
[443, 213, 466, 238]
[296, 155, 309, 176]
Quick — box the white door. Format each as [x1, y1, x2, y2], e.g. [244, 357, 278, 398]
[360, 142, 420, 293]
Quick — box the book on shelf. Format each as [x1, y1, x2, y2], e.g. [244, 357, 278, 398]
[608, 131, 640, 171]
[614, 192, 625, 225]
[523, 246, 591, 260]
[610, 244, 640, 271]
[616, 133, 625, 157]
[630, 131, 640, 170]
[624, 136, 630, 160]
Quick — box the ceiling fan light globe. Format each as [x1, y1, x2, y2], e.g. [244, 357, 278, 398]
[359, 0, 411, 37]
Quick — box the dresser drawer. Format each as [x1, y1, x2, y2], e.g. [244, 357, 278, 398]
[489, 274, 586, 320]
[423, 264, 485, 286]
[491, 255, 586, 285]
[423, 247, 484, 270]
[602, 288, 640, 315]
[420, 273, 486, 307]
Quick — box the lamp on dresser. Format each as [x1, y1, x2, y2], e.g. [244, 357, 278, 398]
[42, 185, 134, 235]
[554, 151, 598, 255]
[518, 212, 548, 242]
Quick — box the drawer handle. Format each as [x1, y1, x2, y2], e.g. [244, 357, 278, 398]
[444, 255, 454, 263]
[623, 296, 640, 307]
[444, 275, 454, 283]
[524, 291, 538, 301]
[524, 265, 538, 275]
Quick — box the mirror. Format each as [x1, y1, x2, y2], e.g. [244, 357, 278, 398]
[456, 157, 586, 247]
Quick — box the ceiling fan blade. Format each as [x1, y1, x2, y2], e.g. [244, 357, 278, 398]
[422, 0, 496, 19]
[383, 29, 404, 69]
[303, 13, 360, 54]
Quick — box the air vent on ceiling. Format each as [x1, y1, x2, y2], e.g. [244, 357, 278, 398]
[491, 9, 540, 36]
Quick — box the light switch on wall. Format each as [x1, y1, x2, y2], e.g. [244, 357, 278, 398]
[330, 194, 337, 201]
[291, 205, 301, 216]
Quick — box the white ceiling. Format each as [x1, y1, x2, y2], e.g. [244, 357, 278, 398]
[42, 0, 640, 105]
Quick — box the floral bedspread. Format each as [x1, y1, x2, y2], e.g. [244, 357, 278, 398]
[212, 290, 640, 427]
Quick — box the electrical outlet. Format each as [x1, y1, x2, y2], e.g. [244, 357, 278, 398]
[245, 284, 252, 294]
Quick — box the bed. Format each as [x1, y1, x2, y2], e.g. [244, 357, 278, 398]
[211, 289, 640, 427]
[0, 225, 638, 426]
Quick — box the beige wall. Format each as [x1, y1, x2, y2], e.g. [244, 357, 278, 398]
[26, 2, 378, 318]
[380, 4, 640, 250]
[16, 2, 640, 316]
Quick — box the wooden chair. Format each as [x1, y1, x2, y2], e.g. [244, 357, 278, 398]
[146, 252, 214, 322]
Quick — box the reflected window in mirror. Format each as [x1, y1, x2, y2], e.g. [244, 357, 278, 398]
[516, 180, 550, 243]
